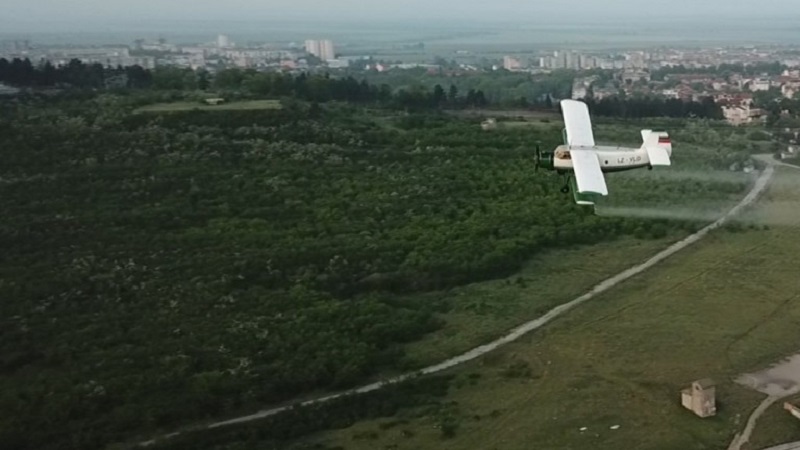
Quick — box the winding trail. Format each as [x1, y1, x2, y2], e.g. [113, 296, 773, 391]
[754, 155, 800, 171]
[728, 395, 783, 450]
[139, 164, 775, 448]
[762, 442, 800, 450]
[743, 156, 800, 450]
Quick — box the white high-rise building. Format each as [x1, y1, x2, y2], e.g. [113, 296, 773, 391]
[305, 39, 336, 61]
[503, 56, 522, 71]
[319, 40, 336, 61]
[305, 39, 321, 57]
[217, 34, 232, 49]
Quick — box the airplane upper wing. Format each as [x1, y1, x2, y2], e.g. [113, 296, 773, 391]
[570, 149, 608, 196]
[561, 100, 595, 147]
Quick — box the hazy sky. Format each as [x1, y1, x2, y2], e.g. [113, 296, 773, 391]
[3, 0, 799, 26]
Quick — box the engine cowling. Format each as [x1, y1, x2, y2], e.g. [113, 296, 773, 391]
[537, 151, 554, 171]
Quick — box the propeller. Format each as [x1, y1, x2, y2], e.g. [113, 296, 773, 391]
[534, 141, 542, 172]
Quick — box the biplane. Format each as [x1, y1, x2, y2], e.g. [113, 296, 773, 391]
[534, 99, 672, 205]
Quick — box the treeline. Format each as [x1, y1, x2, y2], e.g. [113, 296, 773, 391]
[213, 70, 490, 109]
[651, 61, 787, 80]
[582, 96, 723, 119]
[2, 57, 724, 118]
[0, 58, 489, 110]
[0, 57, 152, 88]
[353, 67, 574, 107]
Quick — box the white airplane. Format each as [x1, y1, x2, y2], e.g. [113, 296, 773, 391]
[534, 99, 673, 205]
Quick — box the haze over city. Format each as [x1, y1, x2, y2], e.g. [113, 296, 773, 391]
[3, 0, 800, 32]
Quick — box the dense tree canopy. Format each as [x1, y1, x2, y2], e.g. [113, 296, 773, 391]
[0, 76, 750, 449]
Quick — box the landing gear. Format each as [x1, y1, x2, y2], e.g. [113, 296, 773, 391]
[648, 165, 653, 171]
[560, 174, 571, 194]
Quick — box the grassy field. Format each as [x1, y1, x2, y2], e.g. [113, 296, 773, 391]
[398, 236, 683, 370]
[746, 393, 800, 450]
[305, 166, 800, 450]
[496, 120, 562, 131]
[134, 99, 282, 113]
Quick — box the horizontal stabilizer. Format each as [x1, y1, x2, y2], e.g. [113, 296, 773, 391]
[646, 146, 671, 166]
[642, 130, 672, 166]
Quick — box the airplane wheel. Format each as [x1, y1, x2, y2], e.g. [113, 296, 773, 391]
[648, 165, 653, 171]
[560, 185, 570, 194]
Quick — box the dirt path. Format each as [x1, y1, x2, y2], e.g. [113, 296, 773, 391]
[727, 155, 800, 450]
[729, 395, 783, 450]
[760, 442, 800, 450]
[754, 154, 800, 171]
[138, 165, 775, 447]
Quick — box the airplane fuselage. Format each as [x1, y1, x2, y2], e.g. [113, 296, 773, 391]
[552, 145, 651, 174]
[541, 100, 673, 206]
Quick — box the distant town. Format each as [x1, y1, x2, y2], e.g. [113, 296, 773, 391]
[3, 35, 800, 126]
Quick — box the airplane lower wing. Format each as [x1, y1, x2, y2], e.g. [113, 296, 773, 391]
[570, 149, 608, 196]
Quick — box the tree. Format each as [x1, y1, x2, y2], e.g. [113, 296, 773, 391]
[125, 65, 152, 88]
[39, 61, 57, 86]
[378, 84, 392, 103]
[6, 57, 35, 86]
[309, 102, 322, 118]
[242, 73, 273, 95]
[182, 69, 198, 90]
[432, 84, 446, 108]
[474, 90, 487, 107]
[0, 58, 9, 83]
[152, 67, 188, 90]
[214, 68, 246, 90]
[197, 69, 210, 91]
[465, 89, 477, 107]
[448, 84, 458, 104]
[544, 95, 553, 109]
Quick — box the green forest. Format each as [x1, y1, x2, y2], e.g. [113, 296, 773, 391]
[0, 81, 758, 450]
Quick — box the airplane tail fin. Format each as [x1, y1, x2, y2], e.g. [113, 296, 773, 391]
[641, 129, 672, 166]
